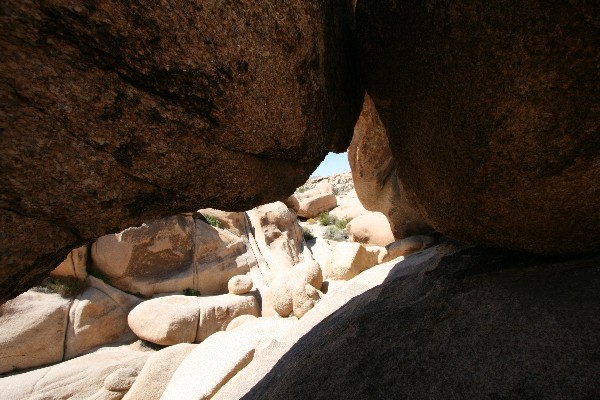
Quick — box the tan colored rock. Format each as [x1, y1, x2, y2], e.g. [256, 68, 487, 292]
[226, 314, 259, 331]
[91, 214, 195, 296]
[196, 209, 248, 237]
[0, 345, 149, 400]
[261, 261, 324, 318]
[104, 367, 138, 392]
[193, 219, 254, 296]
[322, 242, 380, 281]
[161, 333, 258, 400]
[329, 189, 369, 220]
[291, 281, 321, 319]
[349, 94, 432, 240]
[0, 290, 71, 374]
[296, 193, 338, 219]
[283, 195, 300, 213]
[228, 275, 253, 295]
[262, 275, 293, 318]
[50, 245, 88, 281]
[1, 0, 361, 304]
[91, 214, 253, 297]
[162, 317, 296, 400]
[246, 201, 313, 279]
[291, 260, 323, 291]
[346, 212, 395, 247]
[65, 276, 141, 360]
[128, 294, 260, 346]
[384, 235, 436, 262]
[123, 343, 197, 400]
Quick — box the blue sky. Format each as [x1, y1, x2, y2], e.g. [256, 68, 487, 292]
[311, 152, 350, 177]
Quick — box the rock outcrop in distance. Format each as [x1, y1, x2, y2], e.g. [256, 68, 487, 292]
[0, 0, 362, 303]
[355, 0, 600, 255]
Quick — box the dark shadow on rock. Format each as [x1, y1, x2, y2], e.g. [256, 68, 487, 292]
[241, 244, 600, 399]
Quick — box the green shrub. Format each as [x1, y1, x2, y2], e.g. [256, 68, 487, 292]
[302, 227, 315, 241]
[203, 214, 223, 229]
[183, 288, 201, 296]
[322, 226, 348, 242]
[32, 276, 87, 298]
[335, 217, 351, 230]
[318, 212, 338, 226]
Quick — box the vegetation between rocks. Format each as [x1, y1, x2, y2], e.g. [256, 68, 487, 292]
[183, 288, 201, 296]
[31, 276, 87, 298]
[323, 225, 349, 242]
[203, 214, 224, 229]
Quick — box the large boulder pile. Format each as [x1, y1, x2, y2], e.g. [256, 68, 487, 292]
[88, 201, 311, 297]
[0, 0, 362, 303]
[355, 1, 600, 254]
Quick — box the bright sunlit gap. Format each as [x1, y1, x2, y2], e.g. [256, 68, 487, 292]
[311, 152, 350, 177]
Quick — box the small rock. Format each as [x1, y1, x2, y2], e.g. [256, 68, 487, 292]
[228, 275, 253, 295]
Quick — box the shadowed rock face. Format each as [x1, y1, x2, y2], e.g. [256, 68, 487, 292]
[241, 245, 600, 399]
[0, 0, 362, 302]
[356, 0, 600, 254]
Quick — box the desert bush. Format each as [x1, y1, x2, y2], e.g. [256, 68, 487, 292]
[203, 214, 223, 229]
[323, 226, 349, 242]
[318, 212, 338, 226]
[31, 276, 87, 298]
[302, 227, 315, 241]
[183, 288, 201, 296]
[335, 217, 351, 230]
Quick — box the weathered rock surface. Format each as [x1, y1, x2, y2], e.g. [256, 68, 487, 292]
[0, 345, 149, 400]
[0, 291, 71, 374]
[329, 189, 368, 221]
[346, 211, 395, 247]
[123, 343, 197, 400]
[50, 245, 89, 281]
[89, 201, 310, 298]
[0, 0, 362, 303]
[127, 294, 260, 345]
[262, 261, 323, 318]
[293, 182, 339, 219]
[348, 95, 432, 239]
[232, 245, 600, 399]
[356, 1, 600, 254]
[384, 235, 436, 262]
[65, 276, 141, 359]
[228, 275, 253, 295]
[0, 276, 141, 374]
[322, 242, 381, 281]
[246, 202, 314, 282]
[162, 317, 296, 400]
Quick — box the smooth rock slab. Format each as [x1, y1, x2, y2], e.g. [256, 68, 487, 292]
[0, 346, 149, 400]
[0, 291, 71, 374]
[128, 294, 260, 346]
[124, 343, 197, 400]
